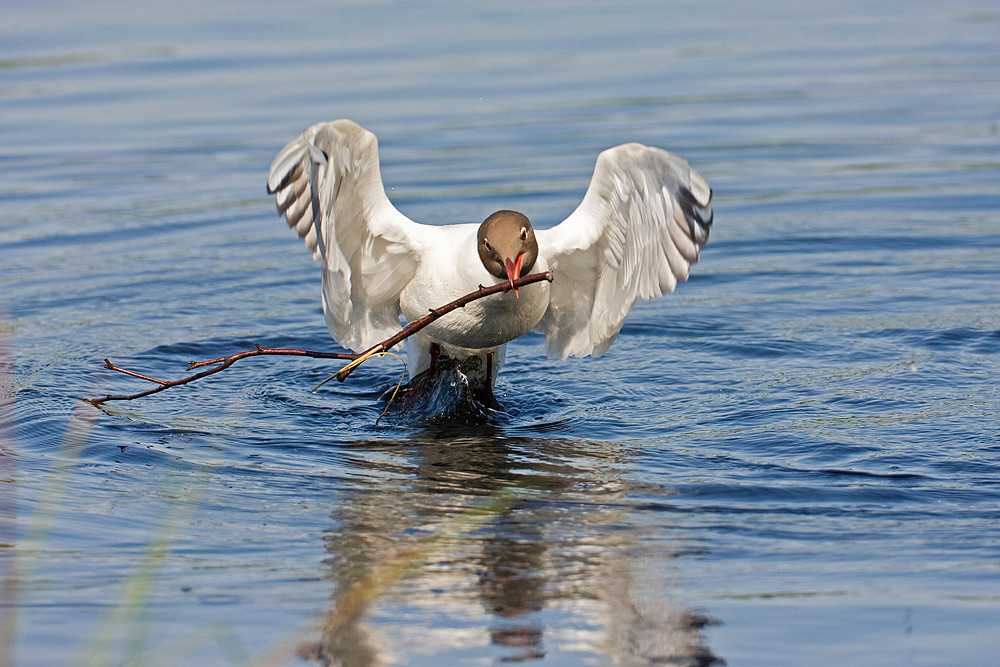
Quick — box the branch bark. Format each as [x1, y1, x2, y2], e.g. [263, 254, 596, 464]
[87, 271, 553, 408]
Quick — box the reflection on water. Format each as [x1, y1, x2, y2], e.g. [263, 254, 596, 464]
[304, 430, 720, 665]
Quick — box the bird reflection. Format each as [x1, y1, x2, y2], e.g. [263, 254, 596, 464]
[298, 425, 721, 666]
[479, 509, 547, 659]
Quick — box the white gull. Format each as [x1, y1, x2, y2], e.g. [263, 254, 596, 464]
[267, 119, 713, 402]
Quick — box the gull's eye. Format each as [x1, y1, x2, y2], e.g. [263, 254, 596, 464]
[520, 227, 528, 242]
[483, 237, 490, 249]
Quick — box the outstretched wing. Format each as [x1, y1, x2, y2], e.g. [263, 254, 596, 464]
[267, 120, 433, 352]
[535, 143, 713, 359]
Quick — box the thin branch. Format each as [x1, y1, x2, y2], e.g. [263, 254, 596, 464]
[187, 343, 355, 370]
[90, 347, 352, 407]
[87, 271, 553, 408]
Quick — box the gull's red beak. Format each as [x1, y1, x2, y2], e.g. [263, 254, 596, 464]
[504, 253, 524, 297]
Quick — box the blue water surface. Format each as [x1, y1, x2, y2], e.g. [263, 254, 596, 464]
[2, 1, 999, 665]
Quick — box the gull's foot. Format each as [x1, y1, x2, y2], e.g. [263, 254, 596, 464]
[381, 353, 500, 419]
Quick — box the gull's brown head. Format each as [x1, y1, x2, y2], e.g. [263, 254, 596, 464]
[477, 210, 538, 296]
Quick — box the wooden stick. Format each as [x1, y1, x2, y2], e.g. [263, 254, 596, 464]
[89, 347, 354, 407]
[87, 271, 553, 407]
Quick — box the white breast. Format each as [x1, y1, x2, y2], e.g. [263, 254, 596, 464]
[399, 224, 550, 352]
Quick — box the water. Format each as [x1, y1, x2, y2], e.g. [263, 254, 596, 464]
[2, 0, 999, 664]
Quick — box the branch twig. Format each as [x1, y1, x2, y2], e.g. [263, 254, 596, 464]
[87, 271, 553, 408]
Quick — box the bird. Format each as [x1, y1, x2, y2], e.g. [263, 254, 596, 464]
[267, 119, 712, 405]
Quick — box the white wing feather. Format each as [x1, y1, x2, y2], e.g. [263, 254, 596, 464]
[536, 143, 713, 359]
[267, 120, 432, 352]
